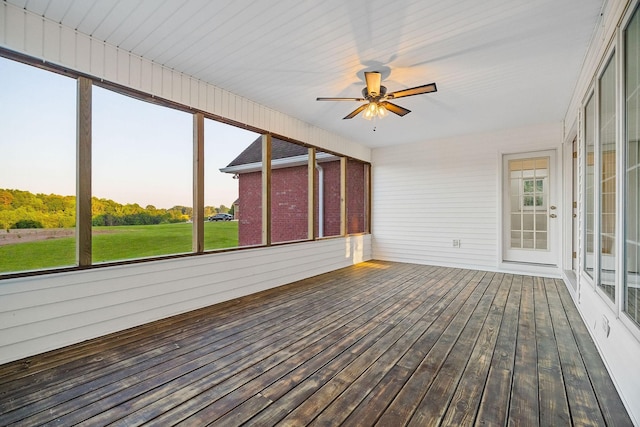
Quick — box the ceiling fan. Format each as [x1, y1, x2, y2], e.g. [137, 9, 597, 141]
[317, 71, 437, 120]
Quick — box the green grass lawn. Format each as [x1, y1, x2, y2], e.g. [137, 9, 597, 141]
[0, 222, 238, 274]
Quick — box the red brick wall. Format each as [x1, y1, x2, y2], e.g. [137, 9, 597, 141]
[347, 159, 366, 234]
[317, 161, 341, 237]
[237, 159, 367, 245]
[271, 165, 308, 243]
[238, 172, 262, 246]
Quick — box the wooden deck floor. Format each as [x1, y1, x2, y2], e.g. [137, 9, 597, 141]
[0, 261, 633, 426]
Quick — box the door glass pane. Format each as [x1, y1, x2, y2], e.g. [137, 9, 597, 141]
[508, 157, 549, 250]
[511, 231, 522, 248]
[584, 93, 596, 278]
[599, 54, 617, 303]
[537, 232, 548, 250]
[626, 9, 640, 325]
[523, 214, 534, 231]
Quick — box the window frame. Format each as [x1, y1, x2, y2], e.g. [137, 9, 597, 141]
[578, 1, 640, 338]
[621, 1, 640, 332]
[596, 49, 619, 306]
[0, 49, 371, 280]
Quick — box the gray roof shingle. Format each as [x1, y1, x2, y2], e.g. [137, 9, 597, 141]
[226, 136, 308, 167]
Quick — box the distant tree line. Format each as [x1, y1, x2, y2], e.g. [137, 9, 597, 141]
[0, 189, 230, 229]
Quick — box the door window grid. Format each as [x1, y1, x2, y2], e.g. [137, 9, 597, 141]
[509, 157, 549, 251]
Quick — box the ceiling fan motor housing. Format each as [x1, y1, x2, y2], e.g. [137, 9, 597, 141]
[363, 86, 387, 100]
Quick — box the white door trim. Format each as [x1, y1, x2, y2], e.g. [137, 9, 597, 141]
[501, 149, 560, 266]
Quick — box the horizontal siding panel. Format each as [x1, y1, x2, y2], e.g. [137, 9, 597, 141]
[0, 238, 352, 304]
[0, 236, 371, 364]
[374, 241, 497, 251]
[375, 237, 496, 250]
[372, 254, 495, 271]
[2, 252, 349, 339]
[373, 173, 497, 186]
[373, 122, 562, 269]
[374, 229, 497, 239]
[375, 252, 496, 266]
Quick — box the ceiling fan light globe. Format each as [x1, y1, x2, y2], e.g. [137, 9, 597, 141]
[363, 107, 375, 120]
[377, 104, 388, 118]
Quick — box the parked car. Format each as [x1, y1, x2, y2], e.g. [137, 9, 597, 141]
[208, 213, 233, 221]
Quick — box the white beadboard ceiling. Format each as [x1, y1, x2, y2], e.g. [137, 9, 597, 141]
[10, 0, 604, 148]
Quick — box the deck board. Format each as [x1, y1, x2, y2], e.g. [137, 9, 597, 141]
[0, 261, 632, 427]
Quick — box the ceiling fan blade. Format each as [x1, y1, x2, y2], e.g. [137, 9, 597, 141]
[387, 82, 437, 99]
[317, 97, 366, 101]
[343, 104, 368, 119]
[364, 72, 382, 96]
[381, 101, 411, 117]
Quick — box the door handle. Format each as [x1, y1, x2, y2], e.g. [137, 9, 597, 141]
[550, 213, 557, 218]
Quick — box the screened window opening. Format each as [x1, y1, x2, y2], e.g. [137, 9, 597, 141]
[204, 118, 259, 250]
[0, 57, 77, 274]
[0, 54, 370, 279]
[315, 152, 343, 238]
[346, 159, 369, 234]
[270, 139, 309, 244]
[92, 86, 193, 262]
[218, 135, 265, 247]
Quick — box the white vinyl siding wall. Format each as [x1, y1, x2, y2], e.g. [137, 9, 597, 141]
[0, 3, 372, 364]
[372, 122, 562, 271]
[0, 236, 371, 365]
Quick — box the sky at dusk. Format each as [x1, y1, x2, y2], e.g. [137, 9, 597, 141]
[0, 56, 258, 209]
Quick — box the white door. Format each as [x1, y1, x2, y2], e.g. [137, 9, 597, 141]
[503, 150, 558, 265]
